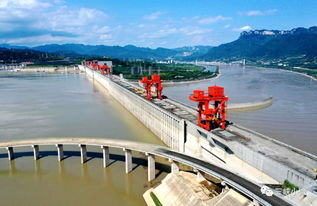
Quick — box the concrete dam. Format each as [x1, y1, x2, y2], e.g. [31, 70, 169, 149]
[78, 65, 317, 191]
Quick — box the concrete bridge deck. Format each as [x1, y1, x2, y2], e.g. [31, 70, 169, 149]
[0, 137, 294, 206]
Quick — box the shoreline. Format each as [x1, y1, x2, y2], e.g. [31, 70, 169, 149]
[245, 65, 317, 82]
[126, 69, 221, 86]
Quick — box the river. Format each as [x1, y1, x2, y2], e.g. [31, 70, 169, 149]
[1, 66, 316, 205]
[0, 72, 164, 206]
[164, 65, 317, 155]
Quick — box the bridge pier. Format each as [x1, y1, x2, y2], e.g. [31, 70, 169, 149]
[169, 158, 179, 173]
[32, 145, 39, 160]
[79, 144, 87, 163]
[146, 153, 155, 182]
[253, 200, 260, 206]
[56, 144, 64, 161]
[6, 147, 14, 160]
[101, 146, 110, 167]
[123, 148, 132, 173]
[196, 170, 205, 181]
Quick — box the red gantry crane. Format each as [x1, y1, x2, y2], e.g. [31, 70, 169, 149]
[99, 64, 111, 76]
[189, 85, 229, 130]
[91, 60, 99, 71]
[140, 74, 163, 101]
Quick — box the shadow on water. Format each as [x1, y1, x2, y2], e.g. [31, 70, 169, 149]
[0, 151, 171, 174]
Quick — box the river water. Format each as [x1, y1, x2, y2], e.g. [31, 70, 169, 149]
[0, 66, 316, 205]
[164, 65, 317, 155]
[0, 72, 164, 206]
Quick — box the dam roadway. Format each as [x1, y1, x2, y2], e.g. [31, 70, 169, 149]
[0, 137, 293, 206]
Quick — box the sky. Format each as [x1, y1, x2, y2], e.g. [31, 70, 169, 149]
[0, 0, 316, 48]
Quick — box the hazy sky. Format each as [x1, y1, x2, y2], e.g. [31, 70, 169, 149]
[0, 0, 316, 48]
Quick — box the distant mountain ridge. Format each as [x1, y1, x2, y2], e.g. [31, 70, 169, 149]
[30, 44, 212, 60]
[0, 47, 60, 63]
[202, 26, 317, 61]
[1, 26, 316, 64]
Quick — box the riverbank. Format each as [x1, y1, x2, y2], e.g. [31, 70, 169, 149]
[9, 66, 80, 73]
[126, 68, 220, 86]
[246, 65, 317, 82]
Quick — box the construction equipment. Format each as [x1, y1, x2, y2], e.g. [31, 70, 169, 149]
[151, 74, 163, 100]
[189, 85, 229, 130]
[99, 65, 111, 76]
[139, 74, 164, 101]
[140, 76, 153, 100]
[83, 61, 91, 66]
[91, 60, 99, 71]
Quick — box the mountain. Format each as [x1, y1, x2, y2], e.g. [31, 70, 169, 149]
[0, 47, 61, 63]
[0, 44, 29, 50]
[202, 26, 317, 62]
[173, 46, 213, 59]
[31, 44, 212, 60]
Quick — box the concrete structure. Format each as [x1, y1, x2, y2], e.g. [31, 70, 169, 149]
[6, 147, 14, 160]
[101, 146, 110, 167]
[78, 65, 317, 189]
[32, 145, 39, 160]
[56, 144, 64, 161]
[144, 171, 254, 206]
[124, 148, 132, 173]
[0, 137, 296, 206]
[79, 144, 87, 164]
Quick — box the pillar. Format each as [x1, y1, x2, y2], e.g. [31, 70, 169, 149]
[6, 147, 14, 160]
[101, 146, 110, 168]
[178, 119, 186, 153]
[146, 153, 155, 182]
[196, 170, 205, 182]
[32, 145, 39, 160]
[253, 200, 260, 206]
[79, 144, 87, 164]
[56, 144, 64, 161]
[169, 158, 179, 173]
[123, 148, 132, 173]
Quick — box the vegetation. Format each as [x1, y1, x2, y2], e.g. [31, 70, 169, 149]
[0, 47, 62, 63]
[32, 44, 212, 60]
[150, 192, 163, 206]
[111, 60, 218, 80]
[282, 180, 299, 192]
[201, 26, 317, 78]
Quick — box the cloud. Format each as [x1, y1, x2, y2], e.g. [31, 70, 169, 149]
[224, 24, 231, 29]
[239, 9, 277, 16]
[144, 11, 164, 20]
[198, 15, 231, 25]
[138, 27, 178, 39]
[179, 27, 212, 36]
[0, 0, 112, 45]
[233, 25, 252, 32]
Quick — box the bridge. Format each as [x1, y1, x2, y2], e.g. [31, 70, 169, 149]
[0, 137, 293, 206]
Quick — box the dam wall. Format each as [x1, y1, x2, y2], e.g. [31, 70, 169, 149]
[79, 65, 316, 188]
[81, 66, 185, 151]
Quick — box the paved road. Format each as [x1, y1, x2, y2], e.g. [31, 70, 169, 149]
[0, 137, 294, 206]
[157, 149, 293, 206]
